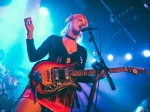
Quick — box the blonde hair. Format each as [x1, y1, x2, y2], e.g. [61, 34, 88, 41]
[60, 14, 88, 41]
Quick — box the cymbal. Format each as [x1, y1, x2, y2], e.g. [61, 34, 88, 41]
[11, 74, 23, 79]
[6, 74, 23, 79]
[17, 67, 29, 74]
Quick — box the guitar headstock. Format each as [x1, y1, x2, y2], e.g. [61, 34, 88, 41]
[126, 66, 148, 75]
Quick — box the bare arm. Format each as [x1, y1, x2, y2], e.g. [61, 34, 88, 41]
[24, 17, 34, 39]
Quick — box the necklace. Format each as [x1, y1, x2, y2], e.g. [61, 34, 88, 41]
[65, 35, 76, 41]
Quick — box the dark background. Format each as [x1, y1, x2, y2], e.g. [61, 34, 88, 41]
[0, 0, 150, 112]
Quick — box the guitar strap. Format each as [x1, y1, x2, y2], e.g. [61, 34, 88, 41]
[74, 91, 80, 109]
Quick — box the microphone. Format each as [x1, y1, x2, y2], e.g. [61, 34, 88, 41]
[81, 27, 98, 32]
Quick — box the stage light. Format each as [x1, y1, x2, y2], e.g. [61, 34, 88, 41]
[130, 6, 133, 10]
[93, 50, 97, 56]
[126, 9, 129, 13]
[125, 53, 132, 60]
[108, 54, 113, 61]
[144, 3, 149, 8]
[39, 7, 48, 16]
[35, 6, 53, 43]
[122, 12, 125, 15]
[92, 58, 96, 63]
[118, 14, 121, 18]
[142, 0, 150, 11]
[143, 50, 150, 57]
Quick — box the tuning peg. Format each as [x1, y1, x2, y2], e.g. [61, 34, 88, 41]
[132, 68, 138, 74]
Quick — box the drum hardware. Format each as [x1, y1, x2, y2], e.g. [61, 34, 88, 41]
[0, 64, 24, 111]
[0, 72, 22, 100]
[17, 67, 29, 74]
[0, 75, 20, 111]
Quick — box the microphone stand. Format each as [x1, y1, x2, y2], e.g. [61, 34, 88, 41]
[86, 30, 116, 112]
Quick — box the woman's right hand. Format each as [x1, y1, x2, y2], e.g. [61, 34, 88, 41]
[24, 17, 34, 39]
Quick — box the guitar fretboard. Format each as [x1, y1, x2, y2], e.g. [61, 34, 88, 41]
[109, 67, 127, 73]
[72, 69, 96, 77]
[72, 67, 128, 77]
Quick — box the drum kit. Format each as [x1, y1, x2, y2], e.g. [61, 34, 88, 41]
[0, 66, 29, 111]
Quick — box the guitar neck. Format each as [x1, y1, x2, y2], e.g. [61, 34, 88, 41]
[72, 67, 128, 77]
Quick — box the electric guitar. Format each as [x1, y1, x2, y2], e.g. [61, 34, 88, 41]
[28, 60, 148, 97]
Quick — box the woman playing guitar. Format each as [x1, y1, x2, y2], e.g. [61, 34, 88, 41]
[15, 14, 104, 112]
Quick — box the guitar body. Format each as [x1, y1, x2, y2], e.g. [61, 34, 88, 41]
[29, 60, 81, 97]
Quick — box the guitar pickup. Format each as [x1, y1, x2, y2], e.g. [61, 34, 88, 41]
[53, 68, 70, 81]
[53, 69, 59, 81]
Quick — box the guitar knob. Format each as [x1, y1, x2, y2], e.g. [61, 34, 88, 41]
[47, 85, 52, 90]
[51, 84, 56, 88]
